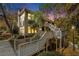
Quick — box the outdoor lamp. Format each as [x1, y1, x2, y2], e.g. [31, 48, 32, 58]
[71, 25, 75, 51]
[72, 25, 75, 30]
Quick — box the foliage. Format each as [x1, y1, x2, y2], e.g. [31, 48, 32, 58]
[39, 3, 79, 48]
[33, 11, 44, 27]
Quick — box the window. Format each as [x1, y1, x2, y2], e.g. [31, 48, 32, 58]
[28, 26, 31, 33]
[19, 27, 25, 35]
[27, 26, 37, 33]
[28, 13, 31, 20]
[35, 29, 37, 33]
[28, 13, 34, 20]
[32, 29, 34, 33]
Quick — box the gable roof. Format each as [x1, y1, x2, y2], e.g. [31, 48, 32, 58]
[18, 8, 33, 16]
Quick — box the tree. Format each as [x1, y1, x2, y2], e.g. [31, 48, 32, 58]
[39, 3, 79, 50]
[33, 11, 44, 27]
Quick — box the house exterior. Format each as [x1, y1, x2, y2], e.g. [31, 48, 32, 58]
[17, 8, 37, 36]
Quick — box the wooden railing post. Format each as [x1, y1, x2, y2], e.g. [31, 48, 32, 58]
[56, 38, 58, 51]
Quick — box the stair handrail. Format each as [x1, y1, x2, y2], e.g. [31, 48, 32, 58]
[18, 31, 47, 47]
[46, 23, 62, 39]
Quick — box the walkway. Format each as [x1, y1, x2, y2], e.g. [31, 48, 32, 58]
[17, 31, 53, 56]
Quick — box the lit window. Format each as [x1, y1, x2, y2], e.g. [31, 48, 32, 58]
[28, 26, 37, 33]
[32, 29, 34, 33]
[28, 13, 31, 20]
[35, 29, 37, 33]
[28, 26, 31, 33]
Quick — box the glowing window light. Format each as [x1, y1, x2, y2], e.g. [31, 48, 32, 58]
[32, 29, 34, 33]
[28, 13, 31, 20]
[35, 29, 37, 33]
[28, 26, 31, 33]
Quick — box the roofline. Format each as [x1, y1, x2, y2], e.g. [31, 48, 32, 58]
[18, 8, 33, 16]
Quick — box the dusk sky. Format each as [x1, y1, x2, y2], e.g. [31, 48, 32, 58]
[6, 3, 41, 11]
[2, 3, 66, 21]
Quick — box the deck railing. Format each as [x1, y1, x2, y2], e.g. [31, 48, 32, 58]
[17, 31, 47, 56]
